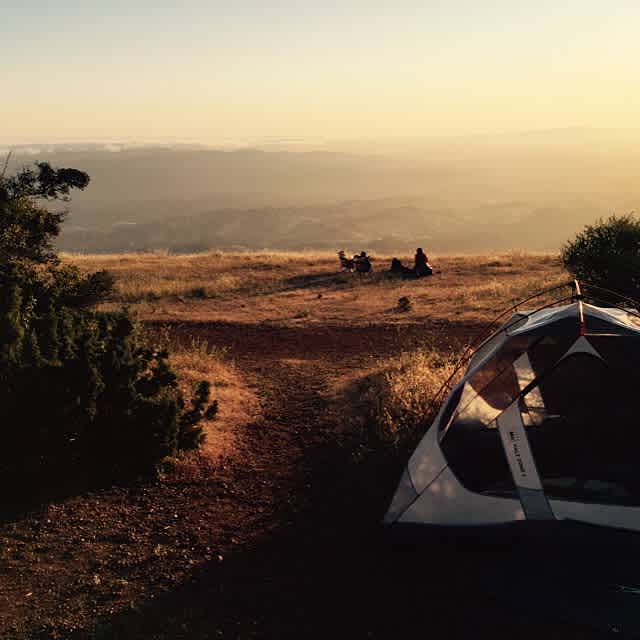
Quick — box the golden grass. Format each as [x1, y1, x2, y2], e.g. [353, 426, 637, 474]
[341, 346, 461, 452]
[65, 250, 568, 459]
[154, 330, 259, 464]
[65, 251, 339, 302]
[64, 250, 566, 326]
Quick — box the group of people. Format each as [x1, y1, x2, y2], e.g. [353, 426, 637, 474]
[338, 250, 372, 274]
[390, 248, 433, 278]
[338, 248, 433, 278]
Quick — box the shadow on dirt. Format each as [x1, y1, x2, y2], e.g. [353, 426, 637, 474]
[146, 320, 477, 365]
[0, 466, 151, 526]
[226, 269, 395, 300]
[283, 270, 399, 291]
[67, 423, 615, 640]
[284, 270, 354, 289]
[13, 318, 638, 639]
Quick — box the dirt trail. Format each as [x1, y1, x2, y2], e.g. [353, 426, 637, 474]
[0, 320, 603, 639]
[99, 319, 593, 640]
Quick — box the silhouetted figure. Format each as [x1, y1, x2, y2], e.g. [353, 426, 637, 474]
[354, 251, 372, 274]
[389, 257, 416, 278]
[414, 247, 433, 277]
[338, 250, 355, 272]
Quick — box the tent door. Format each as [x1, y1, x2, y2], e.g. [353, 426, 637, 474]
[497, 403, 554, 520]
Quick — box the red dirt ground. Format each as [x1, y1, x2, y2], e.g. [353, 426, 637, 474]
[0, 319, 607, 639]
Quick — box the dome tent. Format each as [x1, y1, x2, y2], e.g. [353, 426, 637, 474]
[385, 281, 640, 533]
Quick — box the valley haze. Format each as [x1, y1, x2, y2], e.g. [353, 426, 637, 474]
[4, 128, 639, 254]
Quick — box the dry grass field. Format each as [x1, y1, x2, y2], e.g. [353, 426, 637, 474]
[3, 250, 613, 640]
[66, 250, 565, 325]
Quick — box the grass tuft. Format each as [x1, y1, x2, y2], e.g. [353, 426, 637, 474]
[344, 346, 461, 456]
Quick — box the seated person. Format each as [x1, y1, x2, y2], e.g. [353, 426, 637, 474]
[389, 257, 416, 278]
[354, 251, 372, 273]
[414, 247, 433, 277]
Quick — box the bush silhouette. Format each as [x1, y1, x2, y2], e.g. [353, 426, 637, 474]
[0, 161, 215, 486]
[562, 214, 640, 302]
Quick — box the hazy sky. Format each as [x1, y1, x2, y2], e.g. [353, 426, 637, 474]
[2, 1, 640, 145]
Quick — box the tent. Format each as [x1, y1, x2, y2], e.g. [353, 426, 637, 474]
[384, 282, 640, 533]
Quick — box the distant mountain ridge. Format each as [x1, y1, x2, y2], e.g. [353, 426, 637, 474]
[2, 142, 637, 253]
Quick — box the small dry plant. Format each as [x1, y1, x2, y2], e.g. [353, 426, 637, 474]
[346, 346, 461, 454]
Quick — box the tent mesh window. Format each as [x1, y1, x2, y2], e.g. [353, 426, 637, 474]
[441, 421, 516, 496]
[439, 335, 537, 436]
[524, 348, 640, 506]
[440, 334, 575, 497]
[440, 340, 528, 496]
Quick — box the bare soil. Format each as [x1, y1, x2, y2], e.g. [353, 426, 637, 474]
[0, 318, 608, 639]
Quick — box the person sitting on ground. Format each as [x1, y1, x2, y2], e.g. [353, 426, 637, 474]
[338, 250, 355, 272]
[414, 247, 433, 277]
[354, 251, 372, 274]
[389, 257, 416, 278]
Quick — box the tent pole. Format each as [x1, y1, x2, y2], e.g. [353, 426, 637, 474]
[573, 279, 587, 336]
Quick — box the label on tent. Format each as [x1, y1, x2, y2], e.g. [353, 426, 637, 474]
[497, 403, 553, 520]
[497, 403, 543, 491]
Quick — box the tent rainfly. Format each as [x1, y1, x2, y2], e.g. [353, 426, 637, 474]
[385, 287, 640, 533]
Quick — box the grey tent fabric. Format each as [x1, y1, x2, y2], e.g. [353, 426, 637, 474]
[385, 302, 640, 532]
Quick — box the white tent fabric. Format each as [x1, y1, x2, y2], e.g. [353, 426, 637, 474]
[385, 303, 640, 532]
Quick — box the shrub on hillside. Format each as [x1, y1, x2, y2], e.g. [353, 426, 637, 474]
[562, 214, 640, 301]
[0, 161, 216, 484]
[347, 348, 459, 458]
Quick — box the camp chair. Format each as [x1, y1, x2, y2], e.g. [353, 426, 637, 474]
[338, 251, 354, 272]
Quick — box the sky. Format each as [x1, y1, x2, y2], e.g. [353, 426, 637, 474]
[2, 1, 640, 146]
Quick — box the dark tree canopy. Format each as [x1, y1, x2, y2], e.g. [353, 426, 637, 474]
[0, 162, 214, 494]
[562, 214, 640, 302]
[1, 161, 90, 202]
[0, 162, 90, 263]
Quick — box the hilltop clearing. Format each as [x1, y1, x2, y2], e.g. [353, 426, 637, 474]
[68, 250, 564, 325]
[0, 252, 603, 639]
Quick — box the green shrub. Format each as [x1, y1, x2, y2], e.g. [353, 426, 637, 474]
[0, 161, 215, 484]
[562, 214, 640, 301]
